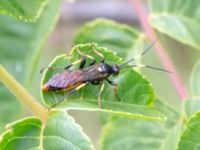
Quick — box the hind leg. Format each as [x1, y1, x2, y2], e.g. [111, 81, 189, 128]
[48, 83, 88, 110]
[75, 47, 96, 66]
[40, 57, 86, 74]
[91, 44, 105, 63]
[97, 82, 105, 108]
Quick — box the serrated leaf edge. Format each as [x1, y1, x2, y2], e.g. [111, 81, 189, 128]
[0, 0, 49, 22]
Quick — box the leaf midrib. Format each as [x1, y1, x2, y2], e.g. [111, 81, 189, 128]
[42, 135, 82, 150]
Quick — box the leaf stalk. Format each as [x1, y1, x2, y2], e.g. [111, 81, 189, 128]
[0, 65, 47, 122]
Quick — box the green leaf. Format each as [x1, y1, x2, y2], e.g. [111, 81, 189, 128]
[42, 43, 155, 105]
[0, 0, 61, 133]
[41, 43, 160, 120]
[0, 0, 61, 83]
[73, 18, 145, 59]
[100, 99, 181, 150]
[27, 0, 61, 84]
[184, 97, 200, 119]
[43, 111, 94, 150]
[0, 0, 49, 21]
[149, 0, 200, 51]
[56, 100, 164, 121]
[190, 59, 200, 96]
[0, 111, 94, 150]
[177, 111, 200, 150]
[0, 117, 42, 150]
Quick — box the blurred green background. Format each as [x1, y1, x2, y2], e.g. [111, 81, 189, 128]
[1, 0, 200, 149]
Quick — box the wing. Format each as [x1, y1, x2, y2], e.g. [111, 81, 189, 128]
[81, 64, 109, 82]
[42, 64, 109, 92]
[42, 70, 83, 91]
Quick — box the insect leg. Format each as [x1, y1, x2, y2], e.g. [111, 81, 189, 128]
[40, 66, 66, 74]
[97, 82, 105, 108]
[48, 83, 88, 110]
[106, 79, 121, 101]
[75, 47, 96, 66]
[79, 57, 87, 69]
[91, 44, 105, 63]
[130, 64, 172, 73]
[91, 80, 101, 85]
[65, 57, 87, 70]
[40, 58, 84, 74]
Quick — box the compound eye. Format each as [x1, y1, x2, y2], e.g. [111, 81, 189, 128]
[112, 64, 120, 76]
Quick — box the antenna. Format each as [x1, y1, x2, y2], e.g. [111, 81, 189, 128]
[119, 40, 156, 69]
[129, 64, 172, 73]
[118, 40, 172, 73]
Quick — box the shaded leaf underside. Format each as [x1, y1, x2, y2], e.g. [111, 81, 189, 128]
[100, 99, 181, 150]
[149, 0, 200, 51]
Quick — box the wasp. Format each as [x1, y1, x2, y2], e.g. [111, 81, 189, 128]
[41, 42, 170, 109]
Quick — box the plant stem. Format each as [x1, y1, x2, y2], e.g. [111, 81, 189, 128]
[0, 65, 47, 122]
[130, 0, 188, 100]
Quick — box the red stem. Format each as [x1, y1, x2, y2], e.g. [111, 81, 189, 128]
[130, 0, 188, 100]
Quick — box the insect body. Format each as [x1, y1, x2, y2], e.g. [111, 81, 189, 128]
[42, 62, 120, 108]
[42, 42, 170, 109]
[42, 70, 84, 92]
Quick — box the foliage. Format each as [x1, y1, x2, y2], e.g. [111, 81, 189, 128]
[100, 99, 181, 150]
[0, 0, 49, 21]
[0, 0, 61, 132]
[0, 0, 200, 150]
[149, 0, 200, 51]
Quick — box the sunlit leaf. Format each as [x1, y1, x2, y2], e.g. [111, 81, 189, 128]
[0, 117, 41, 150]
[177, 111, 200, 150]
[184, 97, 200, 119]
[0, 0, 49, 21]
[74, 18, 146, 59]
[0, 111, 94, 150]
[56, 100, 164, 121]
[43, 111, 94, 150]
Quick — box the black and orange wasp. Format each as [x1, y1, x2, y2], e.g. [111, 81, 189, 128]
[41, 42, 170, 109]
